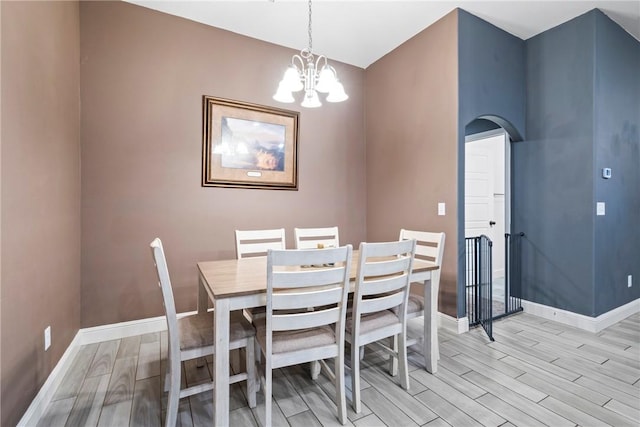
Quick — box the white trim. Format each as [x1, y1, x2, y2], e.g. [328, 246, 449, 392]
[439, 313, 469, 334]
[77, 315, 167, 345]
[18, 310, 201, 426]
[464, 127, 506, 143]
[17, 332, 82, 427]
[77, 310, 204, 345]
[521, 298, 640, 333]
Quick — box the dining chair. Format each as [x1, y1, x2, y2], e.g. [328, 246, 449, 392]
[235, 228, 286, 258]
[345, 238, 416, 413]
[150, 238, 257, 426]
[235, 228, 287, 323]
[255, 245, 353, 426]
[398, 229, 445, 371]
[294, 226, 340, 249]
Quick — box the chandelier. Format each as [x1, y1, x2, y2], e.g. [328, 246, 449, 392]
[273, 0, 348, 108]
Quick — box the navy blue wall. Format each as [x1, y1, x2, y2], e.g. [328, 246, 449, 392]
[514, 12, 596, 316]
[465, 118, 500, 136]
[514, 10, 639, 316]
[593, 11, 640, 315]
[457, 9, 525, 317]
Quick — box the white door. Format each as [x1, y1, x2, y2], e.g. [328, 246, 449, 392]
[465, 131, 507, 279]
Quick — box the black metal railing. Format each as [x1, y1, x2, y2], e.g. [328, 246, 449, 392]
[465, 235, 494, 341]
[502, 232, 524, 318]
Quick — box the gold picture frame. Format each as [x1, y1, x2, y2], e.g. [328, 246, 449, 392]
[202, 96, 299, 190]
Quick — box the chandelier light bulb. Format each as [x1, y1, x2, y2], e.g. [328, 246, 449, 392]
[326, 81, 349, 103]
[301, 90, 322, 108]
[315, 65, 337, 93]
[273, 82, 295, 103]
[282, 66, 304, 92]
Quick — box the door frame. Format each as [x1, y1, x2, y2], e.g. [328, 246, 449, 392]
[465, 128, 511, 237]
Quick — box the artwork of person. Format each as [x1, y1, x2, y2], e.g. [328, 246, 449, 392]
[217, 117, 286, 171]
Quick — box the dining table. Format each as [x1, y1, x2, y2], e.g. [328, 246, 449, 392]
[197, 249, 440, 426]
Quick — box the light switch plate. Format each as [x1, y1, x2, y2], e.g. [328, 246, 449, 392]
[44, 326, 51, 351]
[438, 202, 446, 216]
[596, 202, 606, 216]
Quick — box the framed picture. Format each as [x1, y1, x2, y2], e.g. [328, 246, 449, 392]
[202, 96, 299, 190]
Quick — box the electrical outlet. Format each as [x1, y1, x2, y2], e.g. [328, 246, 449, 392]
[628, 275, 633, 288]
[44, 326, 51, 351]
[438, 202, 446, 216]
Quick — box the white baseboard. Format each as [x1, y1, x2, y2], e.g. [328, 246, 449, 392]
[18, 310, 198, 426]
[77, 315, 167, 345]
[439, 313, 469, 334]
[521, 298, 640, 333]
[17, 332, 82, 427]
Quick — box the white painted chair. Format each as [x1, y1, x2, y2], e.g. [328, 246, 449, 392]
[235, 228, 286, 258]
[235, 228, 287, 326]
[294, 226, 340, 249]
[345, 239, 416, 413]
[235, 228, 286, 318]
[256, 245, 353, 426]
[149, 238, 257, 427]
[399, 229, 445, 368]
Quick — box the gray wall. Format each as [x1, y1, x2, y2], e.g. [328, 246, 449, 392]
[515, 10, 639, 316]
[515, 11, 596, 315]
[457, 9, 525, 317]
[593, 11, 640, 314]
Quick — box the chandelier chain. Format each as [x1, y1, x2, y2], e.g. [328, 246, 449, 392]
[307, 0, 313, 53]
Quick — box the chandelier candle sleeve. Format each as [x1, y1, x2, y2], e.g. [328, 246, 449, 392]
[273, 0, 348, 108]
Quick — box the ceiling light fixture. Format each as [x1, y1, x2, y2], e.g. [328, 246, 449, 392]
[273, 0, 348, 108]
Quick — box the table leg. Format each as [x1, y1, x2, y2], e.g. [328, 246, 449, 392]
[198, 273, 208, 314]
[213, 298, 230, 426]
[423, 276, 438, 373]
[196, 275, 210, 368]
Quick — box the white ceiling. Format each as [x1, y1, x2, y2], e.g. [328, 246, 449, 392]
[126, 0, 640, 68]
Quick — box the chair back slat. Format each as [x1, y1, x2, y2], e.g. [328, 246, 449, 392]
[358, 273, 410, 297]
[294, 226, 340, 249]
[272, 307, 341, 331]
[236, 228, 286, 259]
[271, 267, 347, 289]
[360, 257, 412, 279]
[359, 291, 406, 315]
[414, 245, 439, 261]
[271, 244, 346, 265]
[272, 287, 344, 310]
[399, 229, 445, 265]
[238, 241, 285, 257]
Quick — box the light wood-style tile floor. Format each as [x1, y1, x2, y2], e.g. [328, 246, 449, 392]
[36, 312, 640, 426]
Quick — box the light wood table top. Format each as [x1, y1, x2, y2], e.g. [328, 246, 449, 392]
[197, 250, 438, 299]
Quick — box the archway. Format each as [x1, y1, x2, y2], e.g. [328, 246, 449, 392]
[458, 116, 523, 331]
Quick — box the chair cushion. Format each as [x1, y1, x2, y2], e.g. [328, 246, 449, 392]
[254, 318, 336, 354]
[392, 284, 424, 316]
[346, 310, 400, 335]
[178, 310, 254, 351]
[406, 294, 424, 315]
